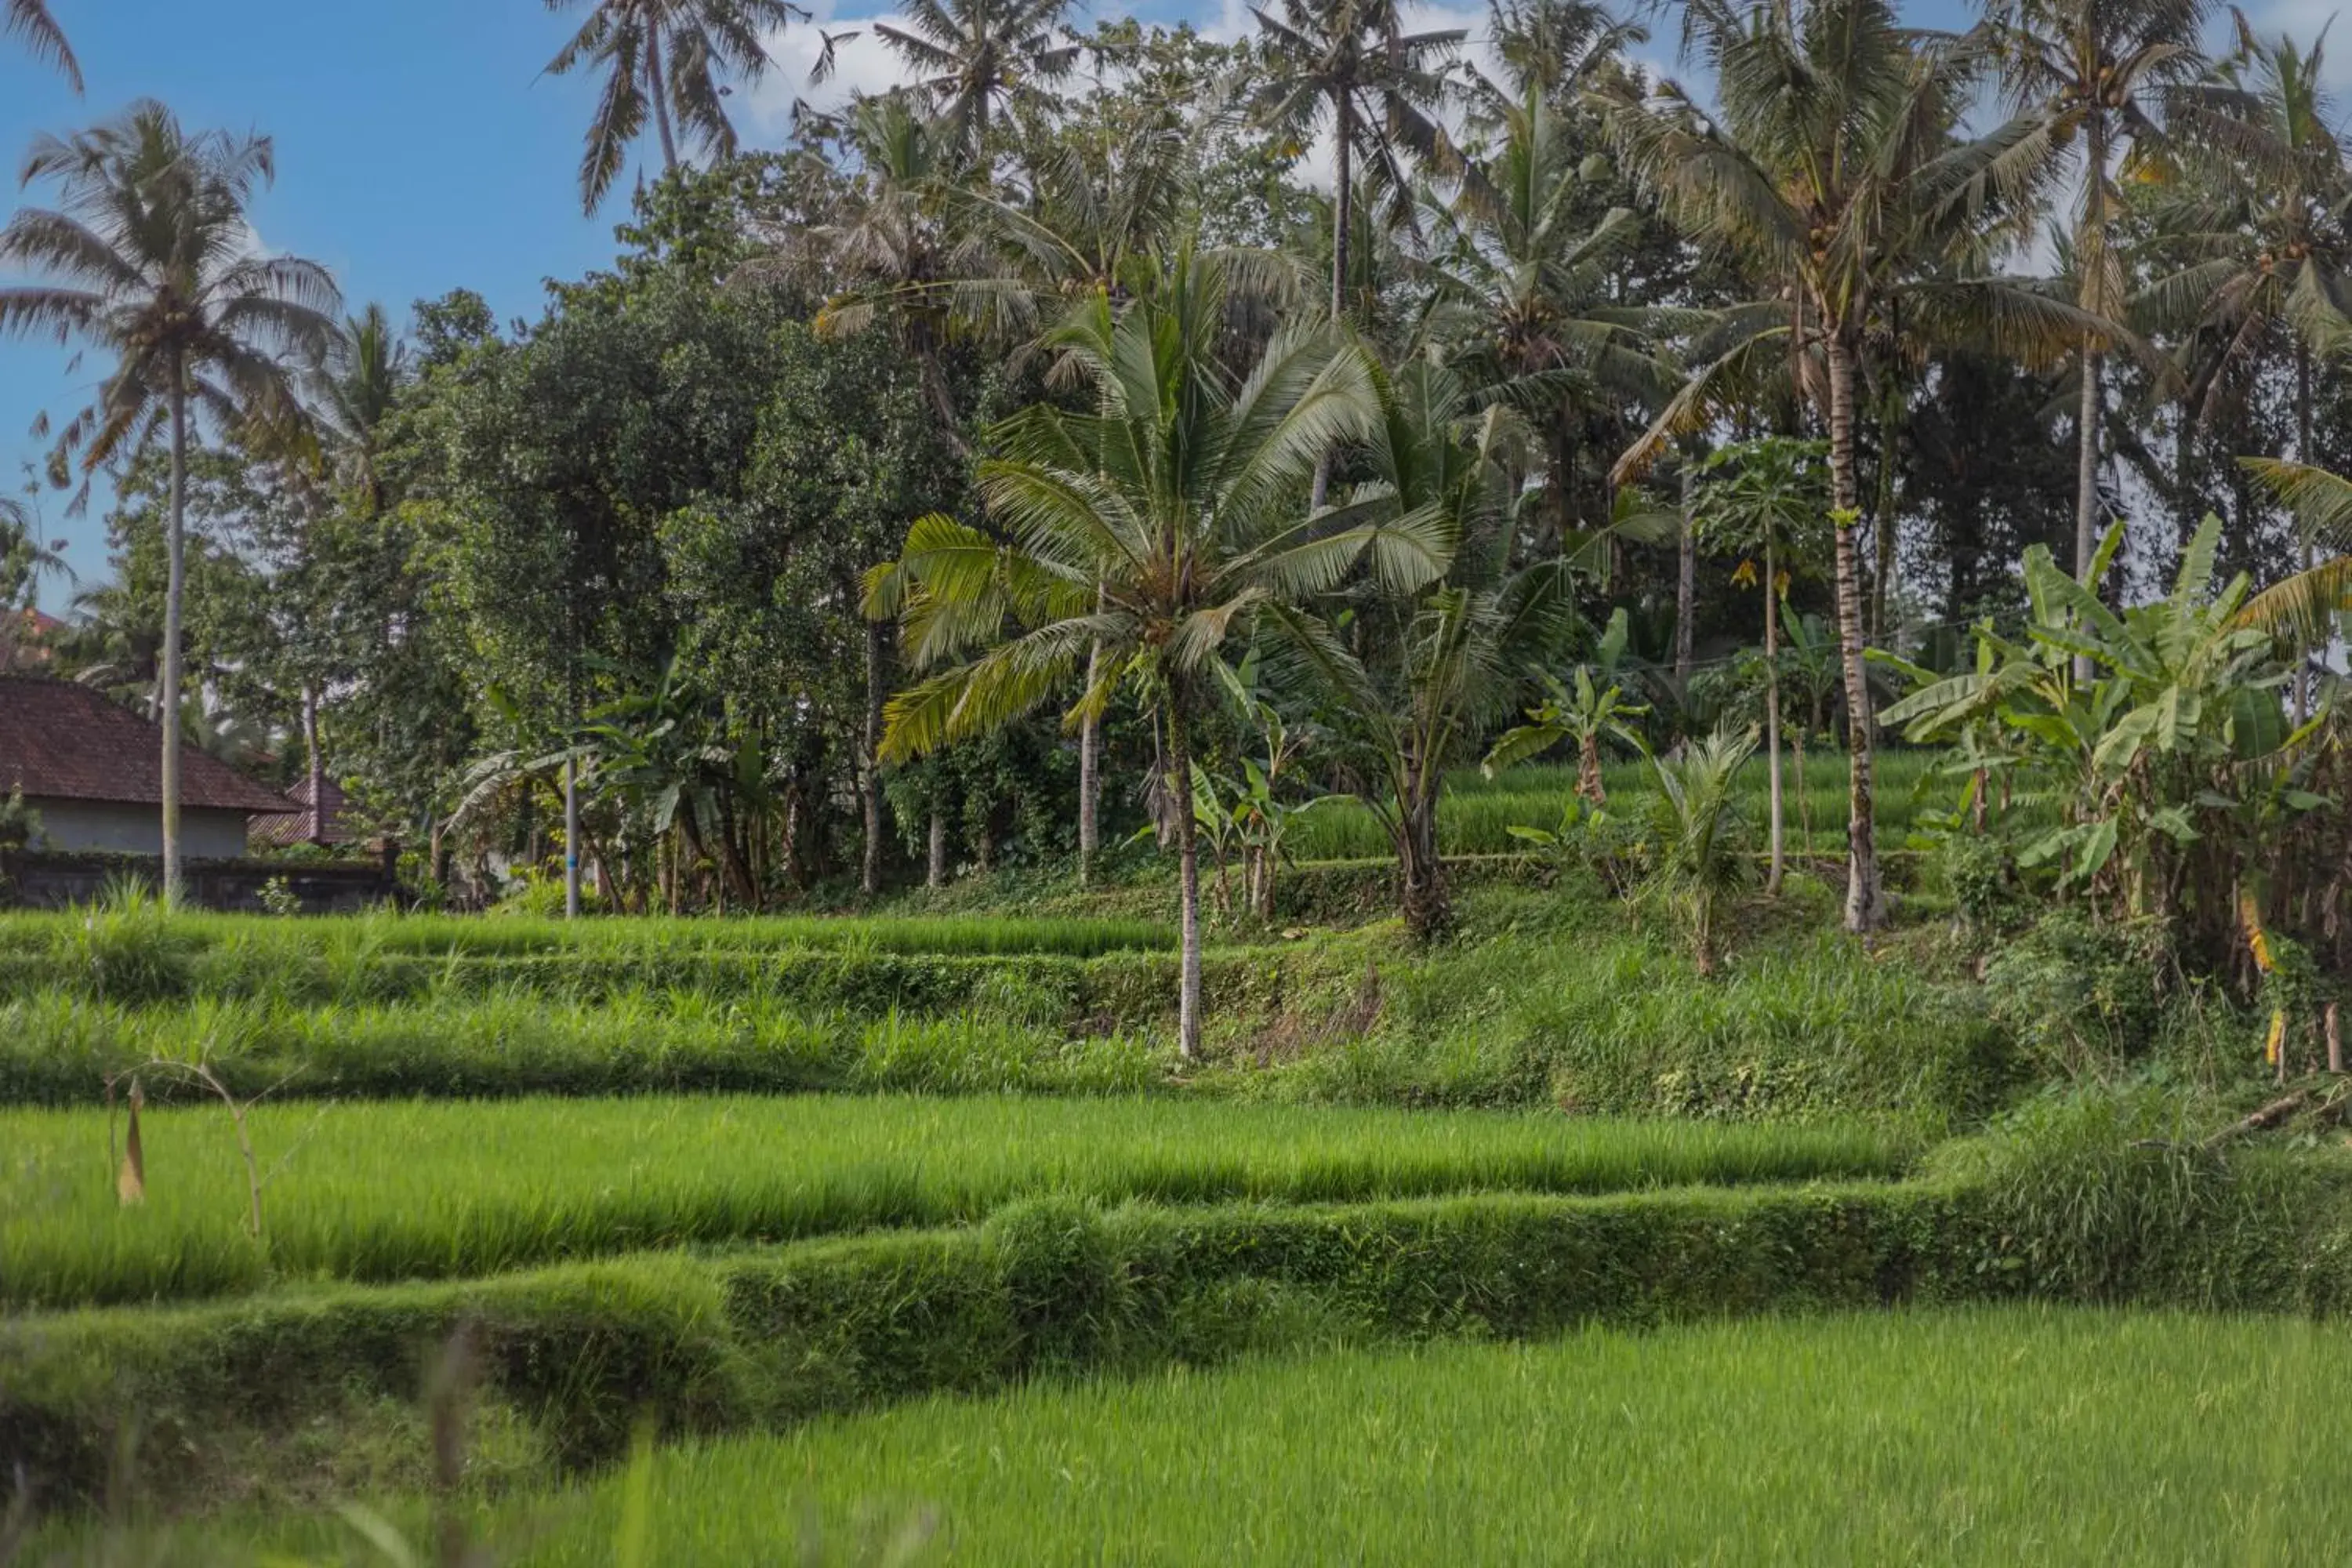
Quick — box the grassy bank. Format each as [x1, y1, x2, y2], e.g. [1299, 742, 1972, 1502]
[2, 1182, 1965, 1509]
[297, 1308, 2344, 1566]
[0, 1096, 1915, 1308]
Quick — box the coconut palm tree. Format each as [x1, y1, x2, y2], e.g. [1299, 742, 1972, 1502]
[545, 0, 799, 214]
[0, 102, 342, 903]
[873, 247, 1410, 1058]
[2148, 16, 2352, 714]
[1254, 0, 1464, 512]
[5, 0, 78, 89]
[310, 303, 411, 511]
[1595, 0, 2089, 933]
[870, 0, 1078, 168]
[1265, 358, 1575, 942]
[1982, 0, 2208, 589]
[1414, 78, 1685, 542]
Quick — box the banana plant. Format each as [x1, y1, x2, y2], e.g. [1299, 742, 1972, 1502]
[1483, 607, 1650, 805]
[1879, 516, 2324, 930]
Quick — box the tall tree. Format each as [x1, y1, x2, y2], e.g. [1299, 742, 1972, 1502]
[0, 102, 339, 902]
[1984, 0, 2206, 589]
[1599, 0, 2089, 932]
[876, 248, 1403, 1058]
[545, 0, 797, 212]
[1254, 0, 1464, 503]
[870, 0, 1078, 167]
[2151, 15, 2352, 714]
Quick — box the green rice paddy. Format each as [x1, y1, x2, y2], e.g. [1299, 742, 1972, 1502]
[0, 1094, 1912, 1308]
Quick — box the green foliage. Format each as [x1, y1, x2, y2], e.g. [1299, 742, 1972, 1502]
[1881, 517, 2325, 966]
[1980, 913, 2177, 1076]
[1641, 726, 1759, 972]
[0, 786, 41, 854]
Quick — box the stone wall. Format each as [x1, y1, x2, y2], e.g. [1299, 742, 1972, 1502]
[0, 851, 397, 913]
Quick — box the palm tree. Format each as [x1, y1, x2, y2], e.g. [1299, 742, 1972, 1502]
[874, 247, 1400, 1058]
[0, 102, 341, 902]
[782, 94, 983, 445]
[871, 0, 1078, 167]
[310, 303, 411, 511]
[1267, 358, 1575, 941]
[5, 0, 78, 89]
[546, 0, 798, 214]
[1254, 0, 1466, 500]
[1983, 0, 2207, 590]
[1597, 0, 2088, 933]
[1414, 78, 1684, 542]
[1644, 725, 1759, 975]
[2149, 16, 2352, 715]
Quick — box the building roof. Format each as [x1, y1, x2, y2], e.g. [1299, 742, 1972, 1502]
[0, 676, 298, 815]
[251, 775, 369, 848]
[1, 609, 65, 668]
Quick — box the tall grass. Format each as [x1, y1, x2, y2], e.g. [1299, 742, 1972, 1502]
[0, 1095, 1915, 1308]
[201, 1308, 2342, 1566]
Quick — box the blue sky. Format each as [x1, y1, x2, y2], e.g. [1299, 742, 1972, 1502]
[0, 0, 2283, 602]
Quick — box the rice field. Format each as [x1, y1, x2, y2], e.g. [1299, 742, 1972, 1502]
[1286, 749, 1973, 861]
[0, 1094, 1913, 1308]
[185, 1307, 2348, 1566]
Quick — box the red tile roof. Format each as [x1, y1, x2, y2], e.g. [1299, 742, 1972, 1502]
[0, 676, 298, 815]
[251, 775, 370, 848]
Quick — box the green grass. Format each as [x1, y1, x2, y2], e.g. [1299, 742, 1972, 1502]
[0, 1095, 1915, 1308]
[180, 1307, 2346, 1565]
[1286, 750, 1965, 861]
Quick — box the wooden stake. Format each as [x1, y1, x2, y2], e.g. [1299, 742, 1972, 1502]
[116, 1078, 145, 1206]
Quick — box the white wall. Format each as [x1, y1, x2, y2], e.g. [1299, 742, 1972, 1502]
[27, 798, 253, 859]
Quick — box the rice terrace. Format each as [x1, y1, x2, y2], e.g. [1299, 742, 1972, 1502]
[5, 0, 2352, 1561]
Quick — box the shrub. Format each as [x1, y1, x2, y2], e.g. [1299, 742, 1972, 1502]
[1983, 913, 2175, 1076]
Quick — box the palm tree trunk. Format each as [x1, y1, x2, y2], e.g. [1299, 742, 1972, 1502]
[1398, 773, 1450, 944]
[302, 683, 325, 844]
[861, 618, 887, 896]
[1765, 536, 1784, 897]
[159, 365, 188, 906]
[1309, 97, 1353, 514]
[1870, 375, 1900, 645]
[1675, 462, 1696, 690]
[563, 756, 581, 918]
[1825, 332, 1884, 933]
[2073, 344, 2103, 633]
[2296, 341, 2314, 724]
[1079, 589, 1104, 884]
[1167, 695, 1203, 1060]
[927, 804, 947, 887]
[645, 29, 680, 172]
